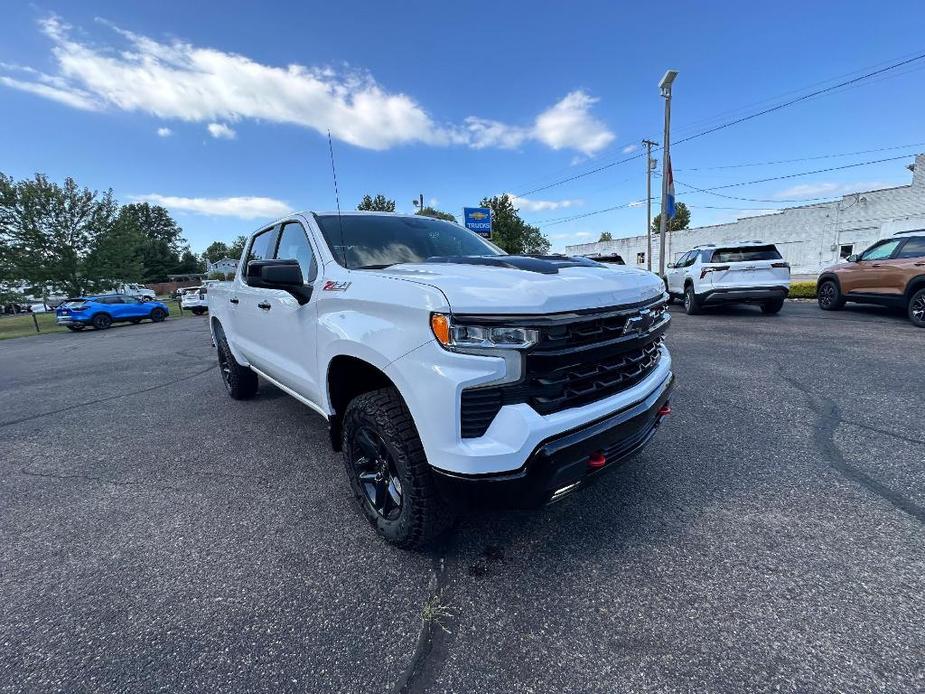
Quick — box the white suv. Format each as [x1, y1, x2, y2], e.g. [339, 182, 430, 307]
[665, 241, 790, 315]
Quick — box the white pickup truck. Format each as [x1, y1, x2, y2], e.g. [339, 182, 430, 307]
[208, 211, 673, 548]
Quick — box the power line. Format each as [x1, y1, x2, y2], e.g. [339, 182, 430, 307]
[514, 49, 925, 198]
[538, 152, 916, 227]
[674, 141, 925, 172]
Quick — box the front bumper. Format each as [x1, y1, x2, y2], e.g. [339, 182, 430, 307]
[432, 372, 674, 508]
[701, 286, 788, 304]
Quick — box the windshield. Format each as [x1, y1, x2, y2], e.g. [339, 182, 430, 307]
[314, 214, 504, 269]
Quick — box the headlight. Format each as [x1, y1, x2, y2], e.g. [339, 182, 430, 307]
[430, 313, 538, 352]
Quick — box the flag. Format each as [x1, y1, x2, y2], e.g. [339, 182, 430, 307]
[666, 155, 676, 220]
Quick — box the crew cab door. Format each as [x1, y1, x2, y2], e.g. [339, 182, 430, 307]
[238, 220, 323, 406]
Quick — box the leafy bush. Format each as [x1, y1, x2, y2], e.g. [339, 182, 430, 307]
[789, 280, 817, 299]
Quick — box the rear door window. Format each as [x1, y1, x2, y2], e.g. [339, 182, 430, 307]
[897, 237, 925, 259]
[709, 245, 782, 263]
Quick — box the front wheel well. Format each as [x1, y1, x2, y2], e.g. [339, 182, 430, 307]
[905, 275, 925, 299]
[327, 356, 397, 452]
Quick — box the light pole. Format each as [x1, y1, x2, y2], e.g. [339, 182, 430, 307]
[657, 69, 678, 277]
[642, 139, 658, 271]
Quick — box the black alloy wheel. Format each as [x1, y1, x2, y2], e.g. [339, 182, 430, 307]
[909, 288, 925, 328]
[817, 280, 843, 310]
[352, 426, 403, 520]
[92, 313, 112, 330]
[150, 307, 167, 322]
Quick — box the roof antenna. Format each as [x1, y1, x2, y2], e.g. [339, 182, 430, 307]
[327, 129, 347, 267]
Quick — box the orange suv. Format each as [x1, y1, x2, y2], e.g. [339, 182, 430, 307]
[817, 231, 925, 327]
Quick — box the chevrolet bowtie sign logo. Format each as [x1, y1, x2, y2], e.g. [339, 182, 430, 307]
[463, 207, 492, 239]
[623, 309, 655, 335]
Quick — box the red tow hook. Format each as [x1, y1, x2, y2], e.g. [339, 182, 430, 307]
[658, 403, 672, 417]
[587, 451, 607, 470]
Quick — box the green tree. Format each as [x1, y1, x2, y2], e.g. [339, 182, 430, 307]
[357, 194, 396, 212]
[85, 214, 145, 286]
[479, 194, 550, 255]
[0, 172, 118, 296]
[598, 231, 613, 242]
[228, 235, 248, 260]
[202, 241, 230, 264]
[651, 201, 691, 234]
[175, 248, 205, 274]
[116, 202, 186, 281]
[416, 206, 457, 222]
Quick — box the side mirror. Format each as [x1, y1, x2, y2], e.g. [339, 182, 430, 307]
[666, 263, 675, 269]
[846, 254, 860, 263]
[247, 259, 312, 304]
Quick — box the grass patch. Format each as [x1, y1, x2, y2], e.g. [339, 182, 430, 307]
[0, 300, 199, 341]
[789, 280, 817, 299]
[421, 593, 454, 634]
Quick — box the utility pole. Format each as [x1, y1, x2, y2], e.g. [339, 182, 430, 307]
[642, 139, 658, 271]
[657, 69, 678, 277]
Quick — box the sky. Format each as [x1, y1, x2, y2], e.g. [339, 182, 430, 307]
[1, 0, 924, 254]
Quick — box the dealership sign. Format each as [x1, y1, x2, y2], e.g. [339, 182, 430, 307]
[463, 207, 492, 238]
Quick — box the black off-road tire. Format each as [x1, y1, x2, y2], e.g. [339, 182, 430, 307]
[342, 387, 453, 549]
[683, 285, 702, 315]
[817, 280, 845, 311]
[216, 333, 258, 400]
[92, 313, 112, 330]
[192, 308, 206, 316]
[908, 288, 925, 328]
[150, 307, 167, 322]
[66, 325, 84, 332]
[761, 298, 785, 314]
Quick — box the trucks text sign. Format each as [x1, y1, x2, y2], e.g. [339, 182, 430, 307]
[463, 207, 492, 238]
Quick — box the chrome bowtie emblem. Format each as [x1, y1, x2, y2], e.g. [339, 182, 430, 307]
[623, 309, 655, 335]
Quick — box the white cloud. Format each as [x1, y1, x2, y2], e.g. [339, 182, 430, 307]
[509, 194, 583, 213]
[132, 194, 291, 219]
[0, 16, 615, 155]
[622, 143, 639, 154]
[207, 122, 236, 139]
[156, 126, 172, 137]
[775, 180, 896, 199]
[428, 197, 439, 207]
[533, 91, 615, 156]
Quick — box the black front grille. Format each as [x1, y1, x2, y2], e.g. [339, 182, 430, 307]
[525, 335, 663, 415]
[459, 301, 669, 438]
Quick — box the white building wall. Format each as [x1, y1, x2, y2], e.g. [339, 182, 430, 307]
[567, 154, 925, 275]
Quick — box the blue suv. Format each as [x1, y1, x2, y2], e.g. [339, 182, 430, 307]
[56, 294, 170, 331]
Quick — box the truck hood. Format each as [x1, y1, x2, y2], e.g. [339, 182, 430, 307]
[380, 260, 664, 314]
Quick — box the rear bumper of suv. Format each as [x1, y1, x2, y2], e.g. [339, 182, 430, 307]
[701, 285, 788, 304]
[431, 372, 674, 508]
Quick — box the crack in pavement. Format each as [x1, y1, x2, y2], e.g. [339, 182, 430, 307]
[0, 363, 217, 429]
[393, 537, 458, 694]
[19, 467, 184, 493]
[778, 369, 925, 524]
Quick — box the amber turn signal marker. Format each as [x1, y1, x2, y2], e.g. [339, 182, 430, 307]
[431, 313, 450, 346]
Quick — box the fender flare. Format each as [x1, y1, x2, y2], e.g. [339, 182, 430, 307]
[817, 272, 842, 293]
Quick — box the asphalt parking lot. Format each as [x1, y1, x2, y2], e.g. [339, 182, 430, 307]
[1, 302, 923, 693]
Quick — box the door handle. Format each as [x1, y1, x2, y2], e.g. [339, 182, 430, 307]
[229, 297, 239, 304]
[915, 262, 925, 267]
[870, 264, 881, 268]
[257, 302, 271, 311]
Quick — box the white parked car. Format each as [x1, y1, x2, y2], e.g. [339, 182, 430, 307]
[180, 286, 209, 315]
[112, 283, 156, 301]
[208, 211, 674, 548]
[664, 241, 790, 314]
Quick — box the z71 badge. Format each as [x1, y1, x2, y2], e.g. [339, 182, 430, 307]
[322, 280, 351, 292]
